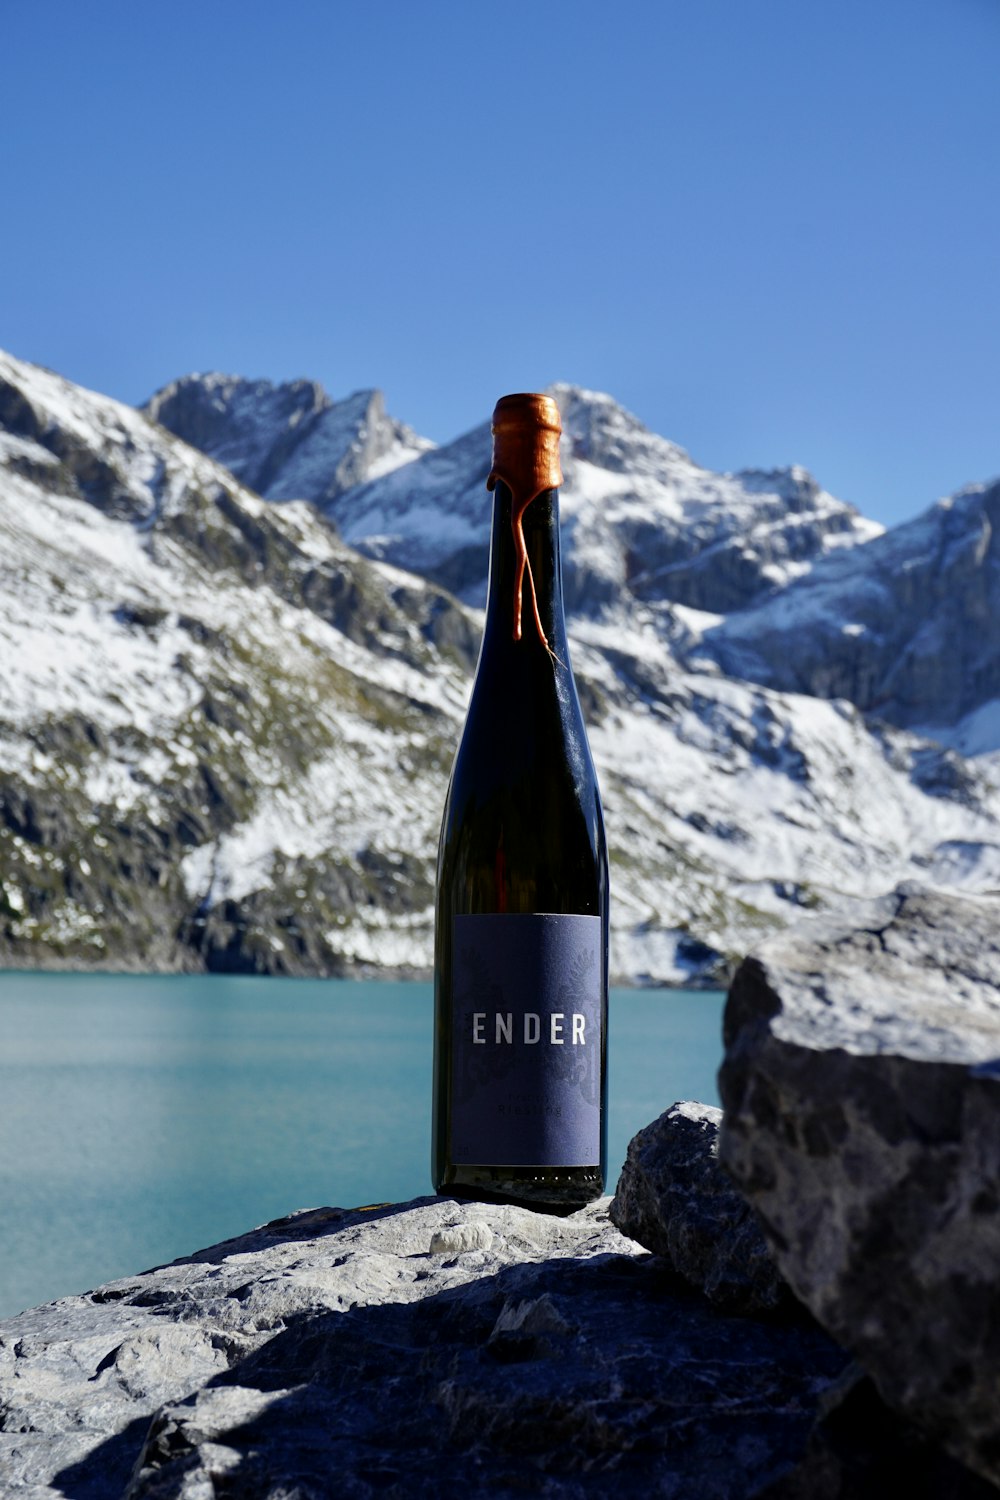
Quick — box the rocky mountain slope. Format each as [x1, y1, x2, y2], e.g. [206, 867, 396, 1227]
[697, 479, 1000, 746]
[2, 348, 999, 982]
[0, 351, 474, 975]
[144, 374, 431, 507]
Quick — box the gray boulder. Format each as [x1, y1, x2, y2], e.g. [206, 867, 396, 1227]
[719, 884, 1000, 1488]
[610, 1100, 789, 1314]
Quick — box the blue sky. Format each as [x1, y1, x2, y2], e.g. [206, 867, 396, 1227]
[3, 0, 998, 527]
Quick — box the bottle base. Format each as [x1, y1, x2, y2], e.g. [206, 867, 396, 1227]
[434, 1164, 604, 1216]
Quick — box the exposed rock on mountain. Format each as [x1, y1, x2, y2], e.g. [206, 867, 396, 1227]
[0, 351, 471, 976]
[555, 385, 881, 618]
[144, 373, 431, 506]
[701, 480, 1000, 741]
[144, 370, 1000, 747]
[719, 885, 1000, 1488]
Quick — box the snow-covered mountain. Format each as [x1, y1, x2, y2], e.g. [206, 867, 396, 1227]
[144, 374, 431, 507]
[696, 480, 1000, 744]
[2, 347, 999, 983]
[153, 370, 1000, 744]
[148, 375, 882, 617]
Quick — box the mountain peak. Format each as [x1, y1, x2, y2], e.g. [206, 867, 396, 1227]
[150, 371, 329, 407]
[550, 383, 695, 479]
[143, 374, 431, 504]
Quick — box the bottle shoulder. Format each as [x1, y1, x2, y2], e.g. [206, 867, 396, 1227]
[440, 681, 607, 905]
[447, 667, 601, 823]
[459, 638, 595, 756]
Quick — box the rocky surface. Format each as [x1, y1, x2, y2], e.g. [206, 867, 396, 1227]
[610, 1100, 789, 1314]
[12, 1190, 983, 1500]
[719, 884, 1000, 1489]
[0, 1196, 844, 1499]
[4, 1188, 992, 1498]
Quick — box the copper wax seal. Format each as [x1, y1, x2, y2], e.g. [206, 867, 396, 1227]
[487, 393, 563, 648]
[487, 393, 563, 504]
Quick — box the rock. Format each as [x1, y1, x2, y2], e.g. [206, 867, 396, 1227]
[719, 884, 1000, 1489]
[1, 1195, 868, 1498]
[610, 1100, 790, 1314]
[758, 1365, 998, 1500]
[429, 1220, 495, 1255]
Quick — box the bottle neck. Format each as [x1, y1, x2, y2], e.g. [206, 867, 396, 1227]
[483, 481, 569, 658]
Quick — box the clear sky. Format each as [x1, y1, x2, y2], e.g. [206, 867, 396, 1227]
[3, 0, 998, 528]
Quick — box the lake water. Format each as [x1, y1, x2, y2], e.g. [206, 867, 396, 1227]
[0, 973, 724, 1320]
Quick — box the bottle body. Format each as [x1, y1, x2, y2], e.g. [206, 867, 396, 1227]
[432, 461, 609, 1212]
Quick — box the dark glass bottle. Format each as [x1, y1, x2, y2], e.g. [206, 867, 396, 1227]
[432, 393, 609, 1212]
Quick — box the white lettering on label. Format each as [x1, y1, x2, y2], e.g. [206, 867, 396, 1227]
[469, 1012, 589, 1045]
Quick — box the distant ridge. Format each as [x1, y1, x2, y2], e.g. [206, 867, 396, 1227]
[149, 373, 882, 621]
[144, 373, 432, 507]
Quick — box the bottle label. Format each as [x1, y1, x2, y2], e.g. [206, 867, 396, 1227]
[450, 913, 603, 1167]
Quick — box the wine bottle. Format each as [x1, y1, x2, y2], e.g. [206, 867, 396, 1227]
[432, 392, 609, 1212]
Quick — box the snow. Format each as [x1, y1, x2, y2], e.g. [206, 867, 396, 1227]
[350, 433, 433, 483]
[926, 841, 1000, 890]
[587, 663, 1000, 969]
[179, 713, 441, 907]
[327, 906, 434, 970]
[331, 421, 493, 562]
[670, 603, 726, 633]
[705, 482, 996, 658]
[0, 481, 206, 736]
[0, 431, 61, 468]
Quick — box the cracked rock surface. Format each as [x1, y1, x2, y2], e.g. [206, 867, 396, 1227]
[719, 884, 1000, 1489]
[0, 1195, 860, 1498]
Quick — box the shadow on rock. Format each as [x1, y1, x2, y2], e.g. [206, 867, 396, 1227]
[77, 1251, 857, 1500]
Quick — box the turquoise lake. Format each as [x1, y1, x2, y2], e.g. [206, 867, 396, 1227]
[0, 974, 725, 1320]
